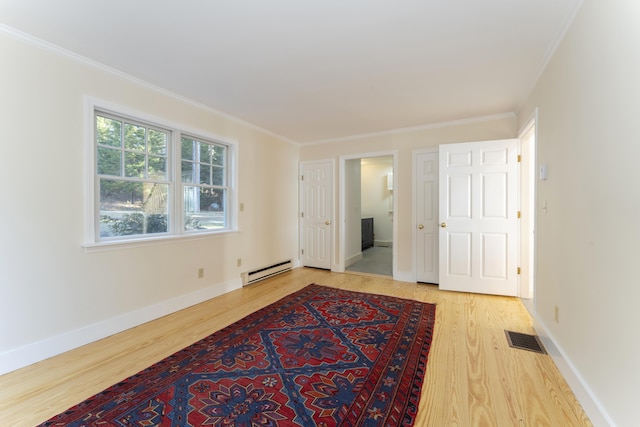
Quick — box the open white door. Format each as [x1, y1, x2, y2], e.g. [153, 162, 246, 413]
[439, 139, 519, 296]
[415, 151, 439, 284]
[301, 161, 332, 269]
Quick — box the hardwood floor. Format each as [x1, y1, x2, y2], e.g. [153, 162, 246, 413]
[0, 268, 592, 426]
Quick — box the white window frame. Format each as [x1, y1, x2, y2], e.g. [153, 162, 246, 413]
[83, 97, 238, 251]
[179, 134, 230, 234]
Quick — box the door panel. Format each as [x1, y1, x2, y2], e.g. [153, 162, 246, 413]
[301, 161, 332, 269]
[482, 233, 507, 278]
[448, 174, 471, 218]
[448, 232, 471, 276]
[482, 173, 507, 217]
[439, 139, 518, 296]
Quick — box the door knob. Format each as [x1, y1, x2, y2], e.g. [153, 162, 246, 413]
[440, 222, 447, 228]
[325, 220, 331, 225]
[417, 224, 424, 229]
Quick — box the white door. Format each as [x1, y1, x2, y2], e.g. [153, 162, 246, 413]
[415, 151, 439, 283]
[301, 161, 332, 269]
[439, 139, 519, 296]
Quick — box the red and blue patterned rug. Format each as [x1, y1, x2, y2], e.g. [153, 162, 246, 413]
[40, 284, 436, 426]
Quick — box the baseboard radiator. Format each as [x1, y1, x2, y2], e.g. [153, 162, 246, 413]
[241, 259, 293, 286]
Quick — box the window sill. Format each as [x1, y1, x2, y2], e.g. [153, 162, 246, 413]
[82, 229, 240, 253]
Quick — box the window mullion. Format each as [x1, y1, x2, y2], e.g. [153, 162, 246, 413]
[120, 121, 125, 178]
[173, 131, 182, 235]
[144, 129, 149, 180]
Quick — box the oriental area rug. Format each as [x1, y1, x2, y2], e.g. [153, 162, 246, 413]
[40, 284, 436, 427]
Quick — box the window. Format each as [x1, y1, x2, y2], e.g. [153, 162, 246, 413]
[181, 136, 227, 231]
[92, 108, 233, 244]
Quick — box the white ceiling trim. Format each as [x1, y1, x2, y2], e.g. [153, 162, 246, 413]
[517, 0, 585, 113]
[0, 23, 299, 146]
[304, 112, 517, 146]
[4, 19, 517, 149]
[1, 0, 583, 145]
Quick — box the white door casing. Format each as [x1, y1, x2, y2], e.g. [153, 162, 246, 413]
[415, 151, 439, 284]
[301, 161, 332, 269]
[519, 119, 536, 299]
[438, 139, 519, 296]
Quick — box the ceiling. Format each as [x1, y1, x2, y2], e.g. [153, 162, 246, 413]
[0, 0, 582, 143]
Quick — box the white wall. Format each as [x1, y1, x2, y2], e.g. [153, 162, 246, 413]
[300, 116, 516, 281]
[518, 1, 640, 425]
[361, 158, 393, 245]
[0, 31, 299, 373]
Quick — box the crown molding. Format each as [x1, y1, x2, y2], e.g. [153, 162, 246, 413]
[517, 0, 585, 113]
[0, 23, 298, 147]
[303, 112, 517, 146]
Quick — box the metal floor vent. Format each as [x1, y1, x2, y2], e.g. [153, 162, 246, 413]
[505, 330, 547, 354]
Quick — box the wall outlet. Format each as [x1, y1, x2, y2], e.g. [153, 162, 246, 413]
[237, 258, 242, 267]
[198, 268, 204, 279]
[554, 305, 559, 323]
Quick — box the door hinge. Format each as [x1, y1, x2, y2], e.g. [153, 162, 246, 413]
[301, 249, 304, 255]
[301, 212, 304, 218]
[517, 267, 521, 275]
[301, 175, 304, 181]
[517, 154, 522, 163]
[517, 210, 521, 219]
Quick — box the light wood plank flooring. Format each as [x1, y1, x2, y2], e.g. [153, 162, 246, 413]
[0, 268, 592, 426]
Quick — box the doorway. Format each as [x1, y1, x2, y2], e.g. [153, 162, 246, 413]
[340, 153, 397, 277]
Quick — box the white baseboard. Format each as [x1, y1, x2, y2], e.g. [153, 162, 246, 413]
[393, 271, 415, 283]
[0, 278, 242, 376]
[531, 314, 614, 427]
[345, 252, 363, 267]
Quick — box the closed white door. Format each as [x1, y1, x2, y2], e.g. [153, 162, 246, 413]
[415, 151, 439, 284]
[301, 161, 332, 269]
[439, 139, 519, 296]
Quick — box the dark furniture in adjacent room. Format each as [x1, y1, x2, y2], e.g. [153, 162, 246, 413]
[361, 217, 374, 251]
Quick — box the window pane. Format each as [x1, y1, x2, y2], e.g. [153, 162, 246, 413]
[97, 147, 121, 176]
[124, 123, 146, 151]
[148, 155, 166, 179]
[125, 152, 146, 178]
[200, 142, 212, 163]
[96, 116, 121, 147]
[181, 161, 194, 183]
[148, 129, 167, 155]
[212, 145, 225, 166]
[181, 137, 195, 160]
[99, 179, 169, 237]
[199, 164, 211, 185]
[183, 186, 225, 231]
[212, 165, 224, 186]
